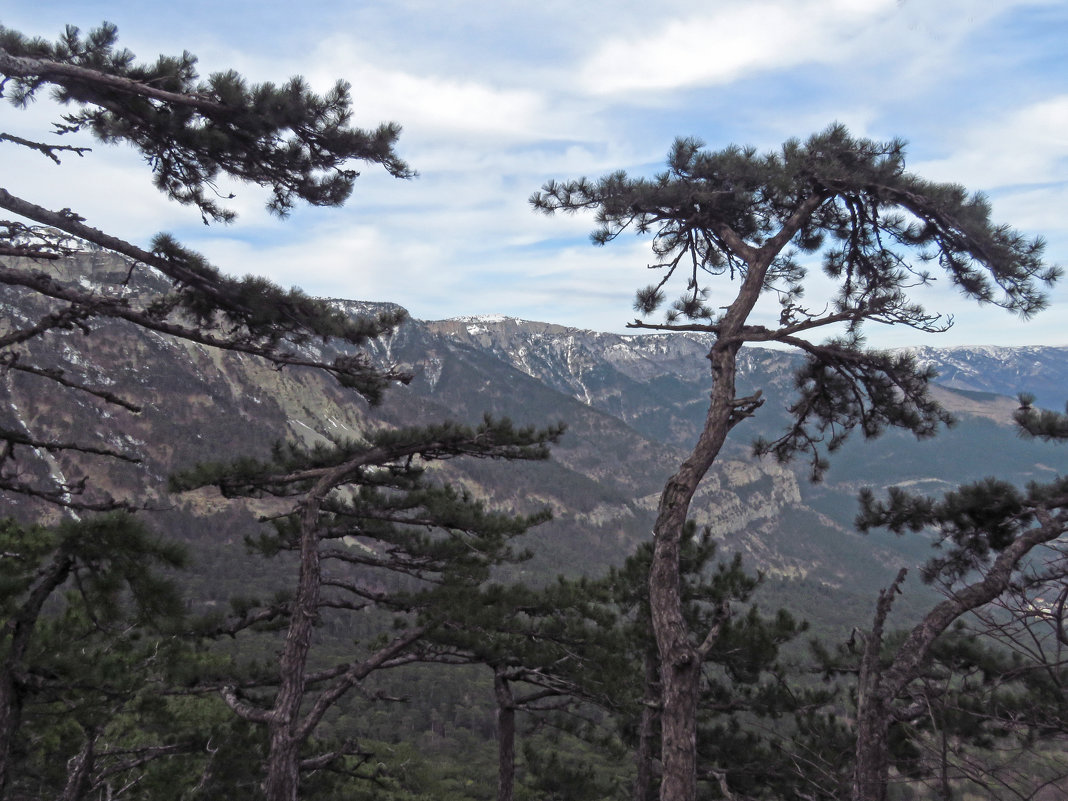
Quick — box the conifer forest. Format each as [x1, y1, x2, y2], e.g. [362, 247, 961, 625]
[1, 20, 1066, 801]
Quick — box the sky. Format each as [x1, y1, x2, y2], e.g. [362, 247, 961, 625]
[2, 0, 1067, 347]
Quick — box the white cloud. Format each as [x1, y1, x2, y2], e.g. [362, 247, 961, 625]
[307, 41, 558, 144]
[574, 0, 1056, 101]
[990, 185, 1068, 238]
[912, 96, 1068, 190]
[194, 222, 443, 302]
[578, 0, 899, 94]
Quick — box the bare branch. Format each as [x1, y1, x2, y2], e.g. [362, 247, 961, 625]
[0, 131, 90, 163]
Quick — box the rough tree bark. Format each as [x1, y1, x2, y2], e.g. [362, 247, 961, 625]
[852, 569, 905, 801]
[261, 479, 328, 801]
[494, 666, 517, 801]
[853, 512, 1068, 801]
[649, 206, 819, 801]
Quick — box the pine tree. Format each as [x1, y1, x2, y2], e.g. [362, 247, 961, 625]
[0, 20, 417, 797]
[171, 416, 565, 801]
[848, 402, 1068, 801]
[421, 576, 628, 801]
[0, 513, 190, 797]
[532, 124, 1059, 801]
[0, 22, 414, 509]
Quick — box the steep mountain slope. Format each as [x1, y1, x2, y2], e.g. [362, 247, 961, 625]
[3, 253, 1066, 613]
[418, 314, 1068, 600]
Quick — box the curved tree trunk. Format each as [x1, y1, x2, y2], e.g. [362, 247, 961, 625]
[648, 246, 778, 801]
[650, 341, 741, 801]
[0, 549, 74, 795]
[851, 516, 1066, 801]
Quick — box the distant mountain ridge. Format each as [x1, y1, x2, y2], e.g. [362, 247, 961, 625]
[909, 344, 1068, 410]
[3, 253, 1067, 625]
[419, 313, 1067, 444]
[426, 313, 1068, 406]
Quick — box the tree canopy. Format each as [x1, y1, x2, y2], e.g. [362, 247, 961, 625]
[0, 22, 415, 510]
[0, 21, 419, 798]
[534, 123, 1060, 801]
[172, 416, 565, 801]
[534, 125, 1055, 331]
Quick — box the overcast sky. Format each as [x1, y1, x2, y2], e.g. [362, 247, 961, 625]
[2, 1, 1066, 347]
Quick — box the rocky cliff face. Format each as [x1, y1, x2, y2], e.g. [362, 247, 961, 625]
[3, 253, 1066, 597]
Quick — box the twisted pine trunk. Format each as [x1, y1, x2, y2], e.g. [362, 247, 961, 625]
[262, 480, 327, 801]
[650, 342, 740, 801]
[646, 226, 795, 800]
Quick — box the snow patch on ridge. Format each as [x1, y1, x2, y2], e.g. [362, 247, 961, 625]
[450, 314, 512, 324]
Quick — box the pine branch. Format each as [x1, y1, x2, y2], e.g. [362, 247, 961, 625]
[219, 685, 272, 724]
[0, 425, 140, 463]
[0, 50, 232, 114]
[295, 625, 428, 741]
[0, 259, 409, 396]
[0, 131, 90, 163]
[1, 353, 142, 411]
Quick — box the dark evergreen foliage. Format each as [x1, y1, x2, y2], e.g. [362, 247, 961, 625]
[173, 416, 565, 800]
[0, 22, 412, 222]
[419, 575, 629, 801]
[1016, 392, 1068, 441]
[846, 398, 1068, 800]
[0, 21, 415, 511]
[533, 124, 1060, 801]
[0, 513, 198, 798]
